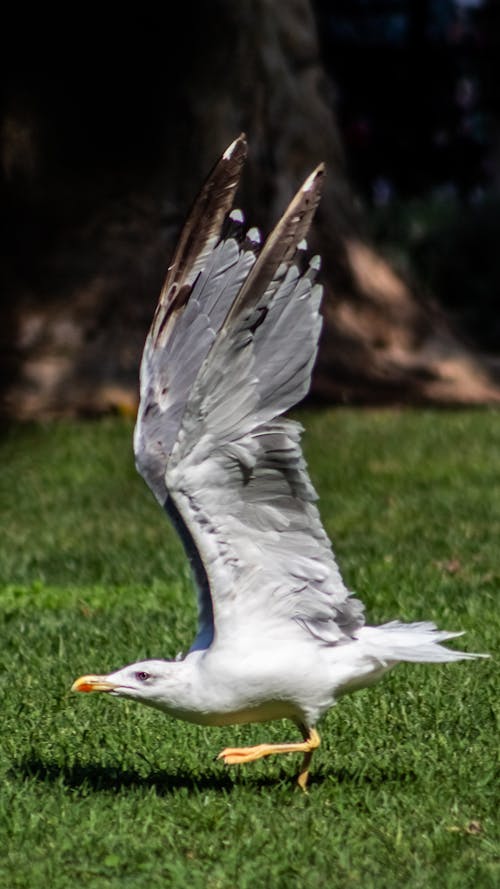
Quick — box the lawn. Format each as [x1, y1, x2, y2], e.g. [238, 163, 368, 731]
[0, 410, 498, 888]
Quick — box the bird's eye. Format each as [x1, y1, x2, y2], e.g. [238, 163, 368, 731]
[135, 671, 151, 682]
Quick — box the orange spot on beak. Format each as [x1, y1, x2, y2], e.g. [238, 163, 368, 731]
[71, 674, 116, 693]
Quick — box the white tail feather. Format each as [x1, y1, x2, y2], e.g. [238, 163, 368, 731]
[358, 621, 489, 664]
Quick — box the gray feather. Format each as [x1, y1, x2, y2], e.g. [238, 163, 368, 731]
[135, 141, 364, 654]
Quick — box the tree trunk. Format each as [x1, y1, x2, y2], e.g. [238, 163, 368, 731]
[1, 1, 498, 419]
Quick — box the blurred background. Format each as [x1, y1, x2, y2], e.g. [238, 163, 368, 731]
[1, 0, 499, 418]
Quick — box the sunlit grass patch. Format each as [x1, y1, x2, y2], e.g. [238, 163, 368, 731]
[0, 411, 497, 888]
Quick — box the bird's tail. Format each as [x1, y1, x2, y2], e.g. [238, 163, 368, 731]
[358, 621, 489, 665]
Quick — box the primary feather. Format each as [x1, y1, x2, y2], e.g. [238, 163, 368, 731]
[135, 137, 363, 653]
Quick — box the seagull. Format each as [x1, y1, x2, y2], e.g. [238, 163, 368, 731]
[72, 135, 486, 790]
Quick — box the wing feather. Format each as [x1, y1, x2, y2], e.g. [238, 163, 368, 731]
[135, 141, 364, 652]
[134, 137, 256, 503]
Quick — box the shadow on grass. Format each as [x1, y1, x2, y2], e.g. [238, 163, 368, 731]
[14, 756, 416, 795]
[15, 756, 298, 795]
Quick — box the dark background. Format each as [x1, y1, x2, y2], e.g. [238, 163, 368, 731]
[315, 0, 500, 349]
[1, 0, 499, 416]
[316, 0, 499, 201]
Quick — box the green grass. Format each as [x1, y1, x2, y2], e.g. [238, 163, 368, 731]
[0, 410, 498, 888]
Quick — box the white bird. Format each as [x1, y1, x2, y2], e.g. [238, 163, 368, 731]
[72, 135, 486, 790]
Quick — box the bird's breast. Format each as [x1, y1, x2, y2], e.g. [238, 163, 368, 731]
[164, 699, 301, 727]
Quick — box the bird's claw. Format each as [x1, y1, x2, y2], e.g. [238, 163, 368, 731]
[217, 746, 264, 765]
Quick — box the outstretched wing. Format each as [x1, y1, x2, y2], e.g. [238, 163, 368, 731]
[135, 141, 364, 652]
[134, 134, 250, 503]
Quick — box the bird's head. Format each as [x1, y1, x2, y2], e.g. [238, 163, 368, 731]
[71, 659, 182, 708]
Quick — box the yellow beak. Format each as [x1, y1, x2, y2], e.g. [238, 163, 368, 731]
[71, 674, 117, 693]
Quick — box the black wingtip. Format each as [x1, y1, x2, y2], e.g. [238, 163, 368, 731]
[223, 133, 248, 163]
[300, 163, 326, 198]
[221, 159, 326, 326]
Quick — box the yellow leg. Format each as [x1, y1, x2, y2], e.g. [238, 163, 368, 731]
[297, 749, 314, 793]
[217, 727, 320, 790]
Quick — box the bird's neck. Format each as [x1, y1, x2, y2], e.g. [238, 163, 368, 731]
[146, 654, 210, 722]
